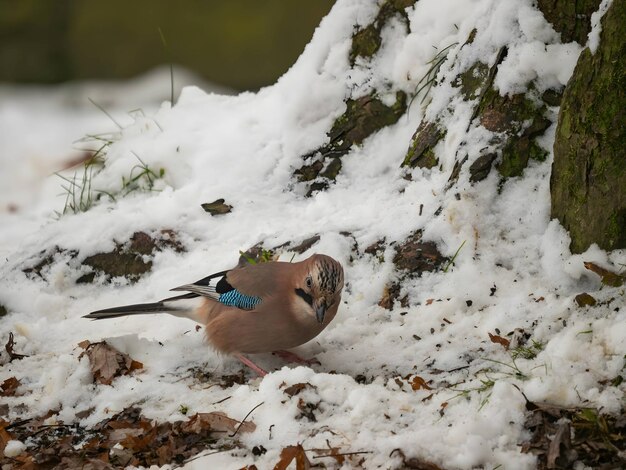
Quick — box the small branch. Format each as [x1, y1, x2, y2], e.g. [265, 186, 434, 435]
[229, 402, 264, 438]
[311, 451, 373, 459]
[210, 396, 231, 405]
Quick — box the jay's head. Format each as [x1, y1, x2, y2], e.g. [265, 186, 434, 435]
[295, 254, 344, 324]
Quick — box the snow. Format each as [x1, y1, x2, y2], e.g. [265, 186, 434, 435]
[1, 0, 624, 468]
[588, 0, 613, 53]
[3, 440, 27, 458]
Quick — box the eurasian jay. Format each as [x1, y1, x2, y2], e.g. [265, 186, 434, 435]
[84, 254, 344, 376]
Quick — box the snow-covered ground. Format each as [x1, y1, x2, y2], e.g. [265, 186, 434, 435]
[1, 0, 624, 468]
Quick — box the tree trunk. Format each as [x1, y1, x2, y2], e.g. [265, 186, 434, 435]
[550, 0, 626, 253]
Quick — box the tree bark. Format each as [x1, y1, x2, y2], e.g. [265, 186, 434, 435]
[550, 0, 626, 253]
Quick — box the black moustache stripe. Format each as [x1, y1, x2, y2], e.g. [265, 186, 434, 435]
[295, 288, 314, 307]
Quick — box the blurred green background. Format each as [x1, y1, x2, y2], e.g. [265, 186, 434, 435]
[0, 0, 335, 90]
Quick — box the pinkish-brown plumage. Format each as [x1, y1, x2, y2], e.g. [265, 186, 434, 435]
[84, 254, 344, 375]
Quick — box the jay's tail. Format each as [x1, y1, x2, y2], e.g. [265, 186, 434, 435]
[83, 293, 201, 322]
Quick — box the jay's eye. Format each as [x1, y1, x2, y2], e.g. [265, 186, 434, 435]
[305, 276, 312, 289]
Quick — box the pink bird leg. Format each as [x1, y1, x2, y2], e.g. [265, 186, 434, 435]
[235, 354, 268, 377]
[272, 350, 321, 366]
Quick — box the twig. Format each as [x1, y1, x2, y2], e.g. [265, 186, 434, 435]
[5, 418, 33, 430]
[30, 424, 76, 437]
[311, 451, 373, 459]
[229, 402, 264, 438]
[210, 396, 231, 405]
[178, 447, 234, 468]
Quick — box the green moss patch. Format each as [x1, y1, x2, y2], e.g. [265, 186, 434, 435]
[349, 0, 417, 64]
[551, 0, 626, 252]
[454, 61, 490, 100]
[537, 0, 602, 44]
[23, 231, 184, 285]
[79, 231, 184, 283]
[402, 121, 444, 169]
[296, 91, 406, 195]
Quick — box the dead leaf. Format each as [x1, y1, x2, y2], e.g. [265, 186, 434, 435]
[1, 377, 20, 397]
[326, 448, 346, 465]
[0, 419, 14, 453]
[4, 406, 241, 468]
[283, 383, 314, 397]
[575, 293, 597, 307]
[425, 298, 434, 305]
[296, 398, 318, 422]
[201, 198, 233, 216]
[119, 427, 157, 452]
[547, 421, 576, 469]
[389, 449, 443, 469]
[5, 332, 28, 361]
[584, 261, 624, 287]
[410, 376, 433, 391]
[108, 427, 144, 442]
[182, 412, 255, 435]
[488, 332, 510, 350]
[79, 341, 143, 385]
[273, 444, 311, 470]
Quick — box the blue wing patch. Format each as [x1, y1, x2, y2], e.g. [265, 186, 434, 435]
[218, 289, 261, 310]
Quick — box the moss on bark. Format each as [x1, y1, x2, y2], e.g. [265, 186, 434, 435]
[349, 0, 417, 64]
[402, 121, 444, 169]
[551, 0, 626, 253]
[537, 0, 601, 44]
[296, 91, 407, 194]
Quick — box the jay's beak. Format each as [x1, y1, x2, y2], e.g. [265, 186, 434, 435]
[315, 302, 326, 324]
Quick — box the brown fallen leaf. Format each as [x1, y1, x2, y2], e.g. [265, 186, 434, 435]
[410, 376, 433, 391]
[283, 382, 315, 397]
[273, 444, 311, 470]
[1, 377, 20, 397]
[575, 293, 597, 307]
[201, 198, 233, 216]
[119, 426, 157, 453]
[5, 332, 28, 362]
[488, 332, 510, 350]
[583, 261, 624, 287]
[79, 341, 143, 385]
[0, 419, 14, 454]
[326, 447, 346, 465]
[5, 406, 244, 468]
[547, 421, 576, 469]
[181, 412, 255, 435]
